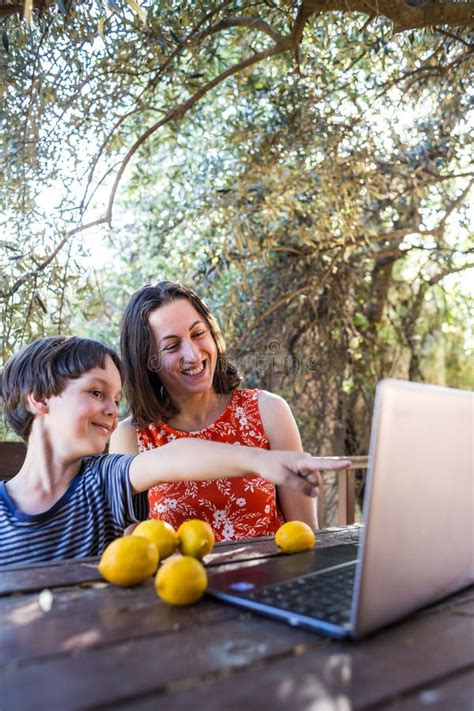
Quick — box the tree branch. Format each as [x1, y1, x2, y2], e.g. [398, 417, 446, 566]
[438, 179, 474, 232]
[81, 2, 234, 212]
[2, 7, 300, 297]
[0, 0, 55, 19]
[3, 0, 473, 28]
[237, 246, 346, 347]
[102, 38, 294, 228]
[2, 209, 125, 299]
[4, 0, 473, 299]
[428, 261, 474, 285]
[434, 26, 474, 48]
[3, 233, 70, 299]
[195, 16, 284, 43]
[0, 2, 22, 18]
[298, 0, 474, 32]
[366, 227, 442, 244]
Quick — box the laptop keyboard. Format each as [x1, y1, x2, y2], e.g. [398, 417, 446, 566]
[243, 562, 356, 625]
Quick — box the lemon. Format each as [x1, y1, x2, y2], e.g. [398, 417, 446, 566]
[98, 535, 159, 586]
[132, 519, 178, 560]
[177, 519, 215, 560]
[275, 521, 316, 554]
[155, 555, 208, 606]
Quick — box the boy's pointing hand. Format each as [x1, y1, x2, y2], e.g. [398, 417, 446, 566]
[256, 451, 351, 498]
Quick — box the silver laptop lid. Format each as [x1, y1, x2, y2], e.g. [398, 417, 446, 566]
[352, 379, 474, 638]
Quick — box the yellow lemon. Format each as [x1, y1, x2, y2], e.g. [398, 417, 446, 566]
[155, 555, 208, 606]
[177, 519, 215, 560]
[98, 535, 159, 586]
[275, 521, 316, 554]
[132, 519, 178, 560]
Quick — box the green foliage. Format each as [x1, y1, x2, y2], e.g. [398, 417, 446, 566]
[1, 2, 472, 489]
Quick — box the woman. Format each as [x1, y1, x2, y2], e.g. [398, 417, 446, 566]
[110, 281, 318, 541]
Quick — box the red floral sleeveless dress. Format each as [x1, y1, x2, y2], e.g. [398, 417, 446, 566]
[136, 389, 284, 541]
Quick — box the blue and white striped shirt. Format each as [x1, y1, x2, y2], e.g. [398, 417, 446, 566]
[0, 454, 148, 568]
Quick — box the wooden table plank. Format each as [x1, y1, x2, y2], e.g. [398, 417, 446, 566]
[0, 528, 361, 666]
[0, 526, 361, 596]
[380, 668, 474, 710]
[0, 613, 325, 710]
[107, 591, 474, 711]
[1, 525, 471, 711]
[0, 557, 103, 596]
[0, 584, 238, 665]
[1, 588, 472, 710]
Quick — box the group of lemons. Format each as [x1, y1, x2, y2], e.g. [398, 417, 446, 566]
[98, 518, 316, 606]
[99, 518, 214, 605]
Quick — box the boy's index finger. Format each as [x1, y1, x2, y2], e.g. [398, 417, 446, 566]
[303, 456, 352, 472]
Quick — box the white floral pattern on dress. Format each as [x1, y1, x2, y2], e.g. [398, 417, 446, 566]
[138, 389, 284, 541]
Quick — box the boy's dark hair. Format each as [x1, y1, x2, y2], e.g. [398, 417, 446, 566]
[0, 336, 123, 441]
[120, 281, 241, 427]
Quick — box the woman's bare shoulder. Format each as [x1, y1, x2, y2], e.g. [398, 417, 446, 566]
[257, 389, 289, 412]
[257, 389, 301, 449]
[116, 415, 135, 429]
[109, 416, 139, 454]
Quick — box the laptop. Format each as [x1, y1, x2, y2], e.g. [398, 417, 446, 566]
[207, 379, 474, 638]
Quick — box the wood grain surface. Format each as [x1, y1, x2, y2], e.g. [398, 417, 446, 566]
[1, 525, 472, 711]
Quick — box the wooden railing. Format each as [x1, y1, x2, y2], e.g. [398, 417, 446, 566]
[0, 442, 368, 526]
[316, 455, 369, 527]
[337, 456, 369, 525]
[0, 441, 26, 481]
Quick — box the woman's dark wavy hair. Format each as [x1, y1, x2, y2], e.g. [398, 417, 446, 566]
[120, 281, 242, 427]
[0, 336, 123, 441]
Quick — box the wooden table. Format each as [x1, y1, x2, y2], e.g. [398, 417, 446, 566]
[1, 526, 473, 710]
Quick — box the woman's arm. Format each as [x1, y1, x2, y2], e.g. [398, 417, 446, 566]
[258, 390, 319, 528]
[128, 437, 349, 496]
[109, 417, 139, 455]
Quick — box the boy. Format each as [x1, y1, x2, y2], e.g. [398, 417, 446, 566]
[0, 336, 349, 567]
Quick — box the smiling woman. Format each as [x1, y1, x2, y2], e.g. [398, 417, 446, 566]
[109, 281, 319, 541]
[147, 300, 219, 404]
